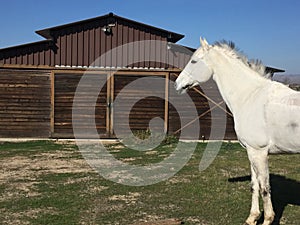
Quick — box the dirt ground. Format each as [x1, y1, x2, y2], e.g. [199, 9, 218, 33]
[0, 142, 93, 224]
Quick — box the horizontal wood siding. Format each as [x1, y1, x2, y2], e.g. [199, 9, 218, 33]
[168, 73, 237, 140]
[0, 68, 237, 140]
[0, 69, 51, 137]
[113, 75, 165, 136]
[54, 73, 108, 138]
[168, 73, 209, 139]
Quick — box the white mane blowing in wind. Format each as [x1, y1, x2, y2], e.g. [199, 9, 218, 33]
[213, 40, 270, 78]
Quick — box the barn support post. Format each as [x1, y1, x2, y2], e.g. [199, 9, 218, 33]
[164, 72, 170, 134]
[50, 70, 55, 136]
[107, 71, 114, 137]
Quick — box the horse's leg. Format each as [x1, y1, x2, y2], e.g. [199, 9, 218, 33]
[258, 157, 275, 225]
[245, 165, 261, 225]
[246, 147, 275, 225]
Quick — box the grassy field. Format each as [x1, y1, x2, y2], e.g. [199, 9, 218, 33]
[0, 140, 299, 225]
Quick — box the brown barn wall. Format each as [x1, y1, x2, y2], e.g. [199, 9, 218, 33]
[113, 74, 166, 136]
[0, 68, 237, 140]
[53, 18, 168, 68]
[53, 72, 108, 138]
[0, 41, 55, 67]
[0, 69, 51, 137]
[168, 72, 237, 140]
[0, 17, 181, 69]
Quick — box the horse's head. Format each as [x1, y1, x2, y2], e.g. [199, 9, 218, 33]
[175, 37, 213, 94]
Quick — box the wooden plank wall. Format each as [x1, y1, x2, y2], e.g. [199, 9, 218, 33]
[168, 73, 237, 140]
[113, 72, 237, 140]
[54, 72, 108, 138]
[0, 68, 237, 140]
[113, 74, 166, 136]
[0, 69, 51, 137]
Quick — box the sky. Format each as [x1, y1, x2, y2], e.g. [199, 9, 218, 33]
[1, 0, 300, 75]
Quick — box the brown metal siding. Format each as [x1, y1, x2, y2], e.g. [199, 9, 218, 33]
[0, 17, 192, 72]
[0, 69, 51, 137]
[0, 16, 178, 69]
[0, 41, 55, 66]
[166, 43, 193, 69]
[52, 18, 170, 68]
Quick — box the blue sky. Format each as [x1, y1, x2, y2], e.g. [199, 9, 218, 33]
[1, 0, 300, 74]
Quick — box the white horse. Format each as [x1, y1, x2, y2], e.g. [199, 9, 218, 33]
[175, 38, 300, 225]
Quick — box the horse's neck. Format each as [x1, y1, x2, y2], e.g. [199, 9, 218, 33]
[210, 52, 270, 115]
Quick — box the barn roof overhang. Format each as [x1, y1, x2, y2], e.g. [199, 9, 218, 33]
[35, 12, 185, 43]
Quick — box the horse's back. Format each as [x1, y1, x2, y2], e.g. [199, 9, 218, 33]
[266, 82, 300, 153]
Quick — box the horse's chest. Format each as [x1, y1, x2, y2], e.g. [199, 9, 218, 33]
[233, 105, 269, 148]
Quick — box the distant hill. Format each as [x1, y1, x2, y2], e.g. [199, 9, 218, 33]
[273, 74, 300, 84]
[272, 74, 300, 91]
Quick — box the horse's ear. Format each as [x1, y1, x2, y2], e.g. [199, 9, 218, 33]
[200, 37, 210, 50]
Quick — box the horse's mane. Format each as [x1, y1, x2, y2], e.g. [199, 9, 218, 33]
[213, 40, 271, 79]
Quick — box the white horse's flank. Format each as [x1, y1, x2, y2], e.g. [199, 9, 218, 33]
[175, 38, 300, 225]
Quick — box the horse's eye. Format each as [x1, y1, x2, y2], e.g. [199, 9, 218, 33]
[191, 60, 197, 64]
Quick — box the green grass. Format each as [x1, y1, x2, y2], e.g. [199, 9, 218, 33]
[0, 140, 299, 224]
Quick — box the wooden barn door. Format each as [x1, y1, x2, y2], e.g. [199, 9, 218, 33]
[111, 72, 168, 137]
[52, 71, 168, 139]
[53, 71, 109, 138]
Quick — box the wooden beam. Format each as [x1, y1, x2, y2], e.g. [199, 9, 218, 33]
[107, 72, 114, 136]
[50, 71, 55, 135]
[0, 64, 54, 70]
[113, 71, 168, 76]
[164, 72, 169, 133]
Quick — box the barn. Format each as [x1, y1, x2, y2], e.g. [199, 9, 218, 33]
[0, 13, 284, 140]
